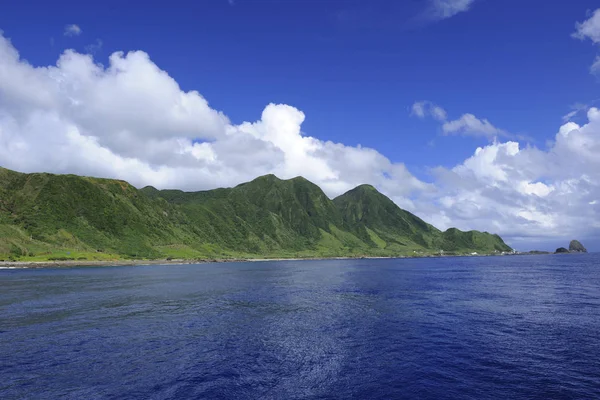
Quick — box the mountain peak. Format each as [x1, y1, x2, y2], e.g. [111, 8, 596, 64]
[253, 173, 282, 182]
[336, 184, 383, 200]
[354, 184, 378, 192]
[288, 176, 309, 183]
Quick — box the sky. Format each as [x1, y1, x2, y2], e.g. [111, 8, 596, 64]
[1, 0, 600, 251]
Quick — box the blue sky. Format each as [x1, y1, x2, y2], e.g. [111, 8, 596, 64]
[1, 0, 600, 250]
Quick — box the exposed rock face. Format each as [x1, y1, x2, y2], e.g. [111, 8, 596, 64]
[569, 240, 587, 253]
[555, 247, 570, 254]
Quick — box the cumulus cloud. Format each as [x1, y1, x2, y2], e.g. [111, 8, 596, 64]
[414, 109, 600, 247]
[428, 0, 475, 21]
[411, 101, 507, 140]
[64, 24, 82, 37]
[0, 32, 427, 202]
[408, 97, 600, 247]
[442, 113, 507, 139]
[1, 32, 599, 250]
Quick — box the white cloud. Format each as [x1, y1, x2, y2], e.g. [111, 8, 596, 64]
[429, 0, 475, 20]
[412, 101, 508, 140]
[442, 113, 506, 139]
[573, 9, 600, 44]
[573, 9, 600, 75]
[64, 24, 82, 37]
[416, 109, 600, 247]
[1, 32, 599, 250]
[0, 32, 426, 202]
[411, 101, 447, 121]
[518, 181, 553, 197]
[411, 102, 426, 118]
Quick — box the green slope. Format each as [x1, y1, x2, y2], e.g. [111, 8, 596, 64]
[333, 185, 512, 255]
[0, 167, 511, 261]
[0, 168, 195, 260]
[333, 184, 441, 251]
[144, 174, 366, 257]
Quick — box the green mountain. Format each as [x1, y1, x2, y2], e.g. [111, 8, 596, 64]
[333, 184, 511, 254]
[0, 167, 511, 261]
[334, 184, 440, 251]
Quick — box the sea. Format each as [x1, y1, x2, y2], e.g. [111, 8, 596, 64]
[1, 254, 600, 399]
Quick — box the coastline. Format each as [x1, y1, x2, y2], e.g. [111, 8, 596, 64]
[0, 256, 395, 269]
[0, 252, 543, 270]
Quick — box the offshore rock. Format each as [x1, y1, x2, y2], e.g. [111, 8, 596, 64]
[569, 240, 587, 253]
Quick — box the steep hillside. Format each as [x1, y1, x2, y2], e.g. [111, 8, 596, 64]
[142, 174, 361, 256]
[0, 167, 511, 261]
[0, 168, 193, 259]
[333, 185, 511, 254]
[333, 184, 441, 251]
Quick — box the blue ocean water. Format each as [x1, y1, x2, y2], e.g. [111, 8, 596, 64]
[1, 255, 600, 399]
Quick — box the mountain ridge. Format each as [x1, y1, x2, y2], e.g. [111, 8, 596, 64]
[0, 167, 512, 261]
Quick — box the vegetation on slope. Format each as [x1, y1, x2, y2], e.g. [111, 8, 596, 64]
[333, 184, 440, 251]
[333, 185, 512, 255]
[0, 167, 512, 261]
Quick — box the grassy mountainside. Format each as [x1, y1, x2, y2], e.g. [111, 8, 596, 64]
[0, 168, 193, 260]
[0, 167, 511, 261]
[333, 184, 440, 251]
[333, 185, 511, 254]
